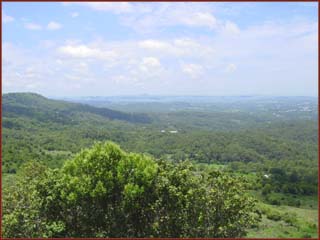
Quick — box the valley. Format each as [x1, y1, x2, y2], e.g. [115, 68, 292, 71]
[2, 92, 318, 237]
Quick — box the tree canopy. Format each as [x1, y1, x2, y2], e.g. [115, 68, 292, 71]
[3, 142, 260, 238]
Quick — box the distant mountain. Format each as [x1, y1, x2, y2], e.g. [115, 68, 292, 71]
[2, 92, 152, 124]
[58, 95, 317, 104]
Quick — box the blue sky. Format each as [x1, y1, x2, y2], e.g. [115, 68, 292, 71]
[3, 2, 318, 96]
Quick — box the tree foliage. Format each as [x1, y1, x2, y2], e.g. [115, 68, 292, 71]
[3, 142, 260, 238]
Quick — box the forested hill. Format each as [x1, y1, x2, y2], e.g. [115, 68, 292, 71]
[2, 92, 152, 124]
[2, 93, 318, 237]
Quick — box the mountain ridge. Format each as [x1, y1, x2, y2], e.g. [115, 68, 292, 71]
[2, 92, 152, 124]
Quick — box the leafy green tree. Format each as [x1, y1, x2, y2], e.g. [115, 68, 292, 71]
[3, 142, 260, 237]
[2, 161, 65, 237]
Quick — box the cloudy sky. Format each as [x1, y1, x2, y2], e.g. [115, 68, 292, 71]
[3, 2, 318, 96]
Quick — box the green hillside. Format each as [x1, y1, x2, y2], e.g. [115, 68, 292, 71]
[3, 92, 152, 125]
[2, 93, 318, 238]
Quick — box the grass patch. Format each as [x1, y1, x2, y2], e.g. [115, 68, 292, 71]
[247, 202, 318, 238]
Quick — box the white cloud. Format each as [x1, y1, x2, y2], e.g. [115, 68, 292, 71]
[24, 21, 62, 31]
[224, 21, 240, 35]
[47, 21, 62, 30]
[137, 57, 162, 75]
[141, 57, 161, 68]
[2, 42, 53, 93]
[71, 12, 79, 18]
[126, 5, 219, 32]
[24, 22, 42, 30]
[130, 56, 165, 82]
[3, 42, 27, 65]
[225, 63, 237, 73]
[3, 13, 14, 23]
[58, 44, 100, 58]
[173, 38, 199, 48]
[139, 39, 180, 57]
[139, 38, 214, 59]
[58, 44, 117, 60]
[181, 63, 204, 78]
[139, 40, 169, 50]
[66, 2, 220, 31]
[177, 12, 217, 29]
[66, 2, 133, 14]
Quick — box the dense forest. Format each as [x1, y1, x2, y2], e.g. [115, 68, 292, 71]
[2, 93, 318, 237]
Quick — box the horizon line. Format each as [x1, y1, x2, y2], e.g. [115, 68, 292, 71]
[2, 91, 318, 98]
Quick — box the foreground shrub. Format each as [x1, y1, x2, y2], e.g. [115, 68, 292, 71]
[3, 142, 260, 237]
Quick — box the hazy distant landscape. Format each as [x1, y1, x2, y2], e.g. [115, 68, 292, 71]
[2, 1, 318, 238]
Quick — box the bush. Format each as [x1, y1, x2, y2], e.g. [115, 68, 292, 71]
[266, 211, 282, 221]
[266, 195, 281, 205]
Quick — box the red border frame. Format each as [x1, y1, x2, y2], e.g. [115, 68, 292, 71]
[0, 0, 319, 239]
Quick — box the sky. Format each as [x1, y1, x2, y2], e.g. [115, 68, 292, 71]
[2, 2, 318, 97]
